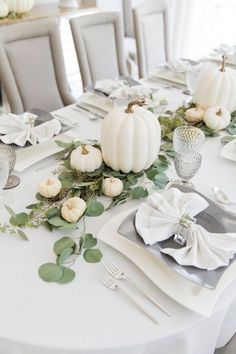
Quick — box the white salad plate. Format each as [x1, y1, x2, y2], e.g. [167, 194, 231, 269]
[220, 139, 236, 162]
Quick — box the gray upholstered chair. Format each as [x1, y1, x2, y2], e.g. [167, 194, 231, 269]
[133, 0, 170, 78]
[0, 18, 75, 114]
[70, 12, 128, 89]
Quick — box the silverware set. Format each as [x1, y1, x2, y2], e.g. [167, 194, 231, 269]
[98, 256, 171, 325]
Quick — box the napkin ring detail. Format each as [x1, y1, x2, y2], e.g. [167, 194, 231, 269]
[174, 213, 196, 246]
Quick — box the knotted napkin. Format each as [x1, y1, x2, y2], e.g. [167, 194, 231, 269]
[0, 112, 62, 146]
[109, 85, 152, 100]
[135, 188, 236, 270]
[95, 78, 127, 95]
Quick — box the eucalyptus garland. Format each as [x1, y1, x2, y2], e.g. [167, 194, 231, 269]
[1, 100, 236, 285]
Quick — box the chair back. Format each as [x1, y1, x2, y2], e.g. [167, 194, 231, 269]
[70, 12, 128, 89]
[133, 0, 169, 78]
[0, 18, 74, 114]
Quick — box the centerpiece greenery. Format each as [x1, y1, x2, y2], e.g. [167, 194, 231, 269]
[1, 99, 236, 285]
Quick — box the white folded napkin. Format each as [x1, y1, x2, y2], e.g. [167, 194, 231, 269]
[95, 78, 127, 95]
[135, 188, 236, 270]
[161, 225, 236, 271]
[0, 112, 61, 146]
[135, 188, 209, 244]
[166, 59, 191, 73]
[109, 85, 152, 100]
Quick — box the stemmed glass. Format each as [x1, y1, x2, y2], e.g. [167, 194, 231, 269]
[174, 152, 202, 187]
[0, 144, 20, 189]
[173, 126, 205, 154]
[0, 152, 9, 207]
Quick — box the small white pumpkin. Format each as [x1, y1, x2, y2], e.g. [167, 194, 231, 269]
[38, 178, 61, 198]
[101, 99, 161, 173]
[61, 197, 86, 223]
[4, 0, 35, 13]
[70, 144, 103, 173]
[185, 107, 205, 123]
[194, 56, 236, 113]
[0, 1, 9, 17]
[102, 177, 123, 197]
[203, 106, 231, 131]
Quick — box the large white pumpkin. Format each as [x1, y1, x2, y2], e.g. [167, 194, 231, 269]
[101, 99, 161, 173]
[194, 56, 236, 113]
[4, 0, 34, 13]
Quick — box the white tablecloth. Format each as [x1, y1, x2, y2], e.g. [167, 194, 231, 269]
[0, 86, 235, 354]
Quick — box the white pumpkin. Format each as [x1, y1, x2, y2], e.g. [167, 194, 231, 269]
[101, 99, 161, 173]
[38, 178, 62, 198]
[4, 0, 35, 13]
[194, 56, 236, 113]
[70, 145, 103, 173]
[61, 197, 86, 223]
[102, 177, 123, 197]
[203, 106, 231, 131]
[0, 1, 9, 17]
[185, 107, 205, 123]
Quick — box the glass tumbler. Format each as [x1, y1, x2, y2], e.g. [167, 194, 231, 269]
[173, 126, 205, 154]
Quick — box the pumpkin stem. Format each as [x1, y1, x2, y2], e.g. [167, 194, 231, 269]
[216, 108, 222, 116]
[81, 144, 89, 155]
[125, 97, 146, 113]
[220, 55, 227, 72]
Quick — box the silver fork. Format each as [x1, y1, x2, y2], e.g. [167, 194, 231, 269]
[98, 268, 159, 325]
[103, 257, 171, 317]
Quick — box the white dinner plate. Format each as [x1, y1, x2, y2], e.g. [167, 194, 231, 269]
[15, 129, 80, 172]
[149, 69, 186, 86]
[97, 208, 236, 317]
[220, 139, 236, 162]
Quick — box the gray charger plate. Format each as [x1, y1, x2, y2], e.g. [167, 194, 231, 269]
[118, 184, 236, 289]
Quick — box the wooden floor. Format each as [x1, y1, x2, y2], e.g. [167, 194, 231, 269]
[215, 335, 236, 354]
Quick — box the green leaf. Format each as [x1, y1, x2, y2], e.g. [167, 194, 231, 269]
[38, 263, 63, 282]
[158, 154, 171, 165]
[153, 160, 169, 173]
[221, 135, 235, 145]
[54, 237, 75, 255]
[17, 229, 29, 241]
[86, 199, 104, 217]
[35, 192, 47, 202]
[83, 233, 97, 249]
[46, 208, 61, 219]
[10, 213, 29, 227]
[5, 205, 16, 218]
[58, 223, 77, 232]
[58, 247, 74, 265]
[26, 203, 41, 210]
[55, 140, 73, 149]
[165, 150, 176, 158]
[83, 249, 103, 263]
[47, 216, 68, 228]
[146, 168, 158, 181]
[160, 142, 173, 151]
[154, 173, 169, 189]
[131, 186, 148, 199]
[56, 267, 75, 284]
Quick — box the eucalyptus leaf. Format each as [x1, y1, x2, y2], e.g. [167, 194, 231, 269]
[54, 237, 75, 255]
[58, 247, 74, 265]
[18, 229, 29, 241]
[47, 216, 68, 228]
[86, 200, 104, 217]
[55, 140, 73, 149]
[5, 205, 16, 218]
[38, 263, 63, 282]
[46, 208, 61, 219]
[166, 150, 176, 158]
[58, 223, 77, 232]
[131, 186, 148, 199]
[146, 168, 158, 181]
[35, 192, 47, 202]
[83, 249, 103, 263]
[153, 160, 169, 173]
[83, 233, 97, 249]
[221, 135, 235, 145]
[10, 213, 29, 227]
[154, 173, 169, 189]
[26, 203, 41, 210]
[56, 267, 75, 284]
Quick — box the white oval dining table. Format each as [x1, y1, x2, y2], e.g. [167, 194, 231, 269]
[0, 87, 236, 354]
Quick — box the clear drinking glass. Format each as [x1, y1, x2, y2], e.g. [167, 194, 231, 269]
[174, 152, 202, 187]
[0, 152, 9, 207]
[0, 144, 20, 189]
[173, 126, 205, 154]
